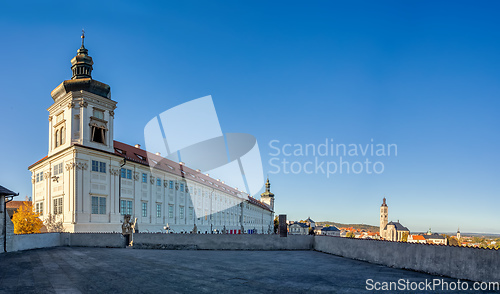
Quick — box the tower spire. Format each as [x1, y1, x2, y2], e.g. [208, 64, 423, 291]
[81, 29, 85, 47]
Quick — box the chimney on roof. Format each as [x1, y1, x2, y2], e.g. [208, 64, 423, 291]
[135, 144, 141, 149]
[179, 162, 185, 165]
[205, 173, 209, 176]
[195, 169, 201, 172]
[156, 152, 161, 156]
[221, 181, 224, 184]
[216, 179, 220, 182]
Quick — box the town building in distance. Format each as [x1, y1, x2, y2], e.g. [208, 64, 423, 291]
[379, 198, 448, 245]
[28, 35, 274, 234]
[379, 198, 410, 241]
[288, 217, 341, 237]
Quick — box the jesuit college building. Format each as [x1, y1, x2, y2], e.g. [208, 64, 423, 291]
[28, 36, 275, 233]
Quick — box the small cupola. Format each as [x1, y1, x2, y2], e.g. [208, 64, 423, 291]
[70, 30, 93, 79]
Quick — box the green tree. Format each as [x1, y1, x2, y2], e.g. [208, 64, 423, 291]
[346, 231, 355, 238]
[273, 216, 279, 234]
[448, 237, 459, 246]
[11, 198, 43, 234]
[308, 227, 315, 235]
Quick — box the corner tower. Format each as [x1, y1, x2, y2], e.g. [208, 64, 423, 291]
[48, 32, 116, 157]
[260, 178, 275, 211]
[380, 197, 388, 239]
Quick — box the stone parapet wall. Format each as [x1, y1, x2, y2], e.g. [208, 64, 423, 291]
[132, 233, 314, 250]
[314, 236, 499, 282]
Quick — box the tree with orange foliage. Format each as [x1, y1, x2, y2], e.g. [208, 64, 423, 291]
[11, 198, 43, 234]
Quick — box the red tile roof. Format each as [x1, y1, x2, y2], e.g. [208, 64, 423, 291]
[410, 235, 426, 241]
[28, 141, 272, 212]
[28, 156, 48, 170]
[113, 141, 272, 212]
[6, 201, 26, 210]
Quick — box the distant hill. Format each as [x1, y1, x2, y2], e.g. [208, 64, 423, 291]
[317, 221, 379, 232]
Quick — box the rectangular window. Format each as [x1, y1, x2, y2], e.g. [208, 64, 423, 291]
[92, 196, 106, 214]
[156, 204, 161, 218]
[120, 200, 126, 214]
[35, 202, 44, 215]
[189, 207, 193, 220]
[91, 161, 106, 173]
[53, 198, 63, 215]
[179, 206, 184, 219]
[180, 183, 184, 192]
[169, 181, 173, 189]
[126, 200, 132, 215]
[36, 173, 39, 183]
[53, 163, 63, 175]
[156, 178, 161, 186]
[142, 173, 147, 183]
[36, 172, 44, 183]
[100, 162, 106, 173]
[121, 168, 132, 179]
[93, 109, 104, 120]
[142, 202, 147, 217]
[120, 200, 133, 215]
[168, 205, 173, 218]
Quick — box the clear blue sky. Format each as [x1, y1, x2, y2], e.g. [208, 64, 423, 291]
[1, 1, 499, 233]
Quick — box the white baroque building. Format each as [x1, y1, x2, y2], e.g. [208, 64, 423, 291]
[28, 35, 274, 234]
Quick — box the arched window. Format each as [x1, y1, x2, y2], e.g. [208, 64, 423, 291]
[55, 130, 59, 147]
[60, 127, 65, 145]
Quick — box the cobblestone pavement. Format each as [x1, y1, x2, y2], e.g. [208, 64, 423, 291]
[0, 247, 496, 293]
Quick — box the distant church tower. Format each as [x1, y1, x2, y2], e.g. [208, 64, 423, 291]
[380, 198, 388, 239]
[48, 31, 116, 157]
[457, 227, 461, 240]
[260, 178, 275, 211]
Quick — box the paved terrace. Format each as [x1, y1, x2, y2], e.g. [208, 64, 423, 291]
[1, 247, 496, 293]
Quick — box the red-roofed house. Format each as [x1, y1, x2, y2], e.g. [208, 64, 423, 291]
[27, 38, 274, 234]
[407, 234, 426, 244]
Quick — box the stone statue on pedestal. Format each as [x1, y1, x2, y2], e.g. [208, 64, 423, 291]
[122, 214, 137, 246]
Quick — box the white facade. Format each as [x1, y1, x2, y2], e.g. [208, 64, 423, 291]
[28, 38, 274, 234]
